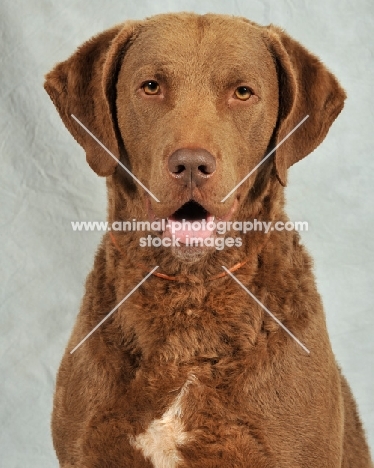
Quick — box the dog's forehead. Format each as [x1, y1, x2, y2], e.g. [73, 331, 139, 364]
[125, 14, 271, 73]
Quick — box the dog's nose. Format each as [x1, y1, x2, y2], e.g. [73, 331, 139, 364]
[168, 148, 216, 188]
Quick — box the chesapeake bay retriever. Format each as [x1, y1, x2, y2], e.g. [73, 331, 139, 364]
[45, 12, 372, 468]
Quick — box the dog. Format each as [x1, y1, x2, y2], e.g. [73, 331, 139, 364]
[45, 12, 372, 467]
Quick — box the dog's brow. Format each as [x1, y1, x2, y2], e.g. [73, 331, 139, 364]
[134, 63, 176, 77]
[219, 65, 259, 81]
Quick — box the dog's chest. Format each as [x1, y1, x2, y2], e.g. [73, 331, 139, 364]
[126, 286, 262, 364]
[125, 286, 268, 466]
[129, 377, 194, 468]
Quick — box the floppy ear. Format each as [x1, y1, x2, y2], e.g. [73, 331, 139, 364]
[266, 26, 346, 186]
[44, 21, 140, 176]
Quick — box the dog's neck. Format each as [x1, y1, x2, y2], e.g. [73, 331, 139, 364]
[102, 168, 311, 366]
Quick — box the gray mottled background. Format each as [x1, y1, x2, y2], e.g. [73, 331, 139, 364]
[0, 0, 373, 465]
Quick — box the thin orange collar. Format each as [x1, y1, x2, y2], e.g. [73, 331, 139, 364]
[109, 232, 249, 282]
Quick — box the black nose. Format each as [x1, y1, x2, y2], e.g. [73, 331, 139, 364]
[168, 148, 216, 189]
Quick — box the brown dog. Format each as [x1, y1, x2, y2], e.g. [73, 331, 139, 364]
[45, 12, 372, 468]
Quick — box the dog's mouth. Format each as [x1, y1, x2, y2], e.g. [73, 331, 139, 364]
[164, 200, 216, 244]
[147, 197, 239, 249]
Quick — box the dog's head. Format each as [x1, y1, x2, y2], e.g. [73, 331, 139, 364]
[45, 13, 345, 261]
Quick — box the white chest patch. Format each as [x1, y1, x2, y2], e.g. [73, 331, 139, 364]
[129, 376, 195, 468]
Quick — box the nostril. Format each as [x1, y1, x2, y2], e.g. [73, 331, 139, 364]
[198, 164, 214, 175]
[174, 164, 185, 175]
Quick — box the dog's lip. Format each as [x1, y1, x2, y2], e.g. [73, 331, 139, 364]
[147, 197, 239, 225]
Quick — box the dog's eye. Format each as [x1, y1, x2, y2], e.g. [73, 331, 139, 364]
[234, 86, 253, 101]
[142, 81, 161, 95]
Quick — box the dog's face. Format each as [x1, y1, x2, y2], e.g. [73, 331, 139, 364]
[45, 13, 345, 261]
[116, 16, 279, 227]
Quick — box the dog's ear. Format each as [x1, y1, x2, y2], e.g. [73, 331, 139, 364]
[44, 21, 140, 176]
[266, 26, 346, 186]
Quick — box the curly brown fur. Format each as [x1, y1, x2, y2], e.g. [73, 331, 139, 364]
[45, 12, 372, 468]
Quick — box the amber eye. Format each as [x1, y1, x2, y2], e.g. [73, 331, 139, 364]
[234, 86, 253, 101]
[142, 81, 161, 95]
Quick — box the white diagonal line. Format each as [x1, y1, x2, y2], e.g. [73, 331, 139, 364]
[221, 115, 309, 203]
[70, 266, 159, 354]
[222, 266, 310, 354]
[71, 114, 160, 202]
